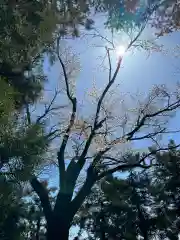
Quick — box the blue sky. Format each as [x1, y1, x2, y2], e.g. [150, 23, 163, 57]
[41, 25, 180, 189]
[41, 15, 180, 240]
[44, 28, 180, 133]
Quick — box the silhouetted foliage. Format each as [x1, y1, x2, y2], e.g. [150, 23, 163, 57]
[75, 143, 180, 239]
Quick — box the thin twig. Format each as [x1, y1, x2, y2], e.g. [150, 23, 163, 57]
[36, 90, 59, 123]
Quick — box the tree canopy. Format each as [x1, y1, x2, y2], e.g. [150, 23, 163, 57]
[92, 0, 180, 36]
[75, 142, 180, 239]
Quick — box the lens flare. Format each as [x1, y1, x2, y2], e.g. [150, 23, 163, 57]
[115, 45, 126, 56]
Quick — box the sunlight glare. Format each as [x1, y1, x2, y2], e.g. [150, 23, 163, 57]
[115, 45, 127, 56]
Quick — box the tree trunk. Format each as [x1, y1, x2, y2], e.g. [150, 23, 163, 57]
[143, 233, 148, 240]
[46, 216, 71, 240]
[47, 226, 69, 240]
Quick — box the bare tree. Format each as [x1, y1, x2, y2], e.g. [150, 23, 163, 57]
[30, 28, 180, 240]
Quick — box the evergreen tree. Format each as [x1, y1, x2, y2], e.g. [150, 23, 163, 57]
[152, 141, 180, 239]
[75, 171, 156, 240]
[75, 144, 180, 240]
[0, 1, 94, 239]
[0, 0, 93, 108]
[21, 182, 57, 240]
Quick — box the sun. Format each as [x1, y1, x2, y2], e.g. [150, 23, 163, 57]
[115, 45, 127, 56]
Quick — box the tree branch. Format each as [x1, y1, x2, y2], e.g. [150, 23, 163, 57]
[97, 144, 180, 179]
[30, 177, 52, 225]
[56, 38, 77, 189]
[57, 38, 75, 105]
[70, 168, 97, 219]
[129, 128, 166, 141]
[36, 90, 59, 123]
[106, 47, 112, 82]
[25, 103, 31, 125]
[73, 27, 148, 182]
[75, 55, 122, 174]
[94, 58, 122, 129]
[126, 100, 180, 141]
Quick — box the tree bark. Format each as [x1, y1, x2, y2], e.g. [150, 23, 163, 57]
[46, 216, 71, 240]
[46, 191, 73, 240]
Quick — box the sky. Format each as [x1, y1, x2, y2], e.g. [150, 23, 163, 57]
[40, 11, 180, 240]
[41, 18, 180, 181]
[44, 26, 180, 133]
[41, 18, 180, 194]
